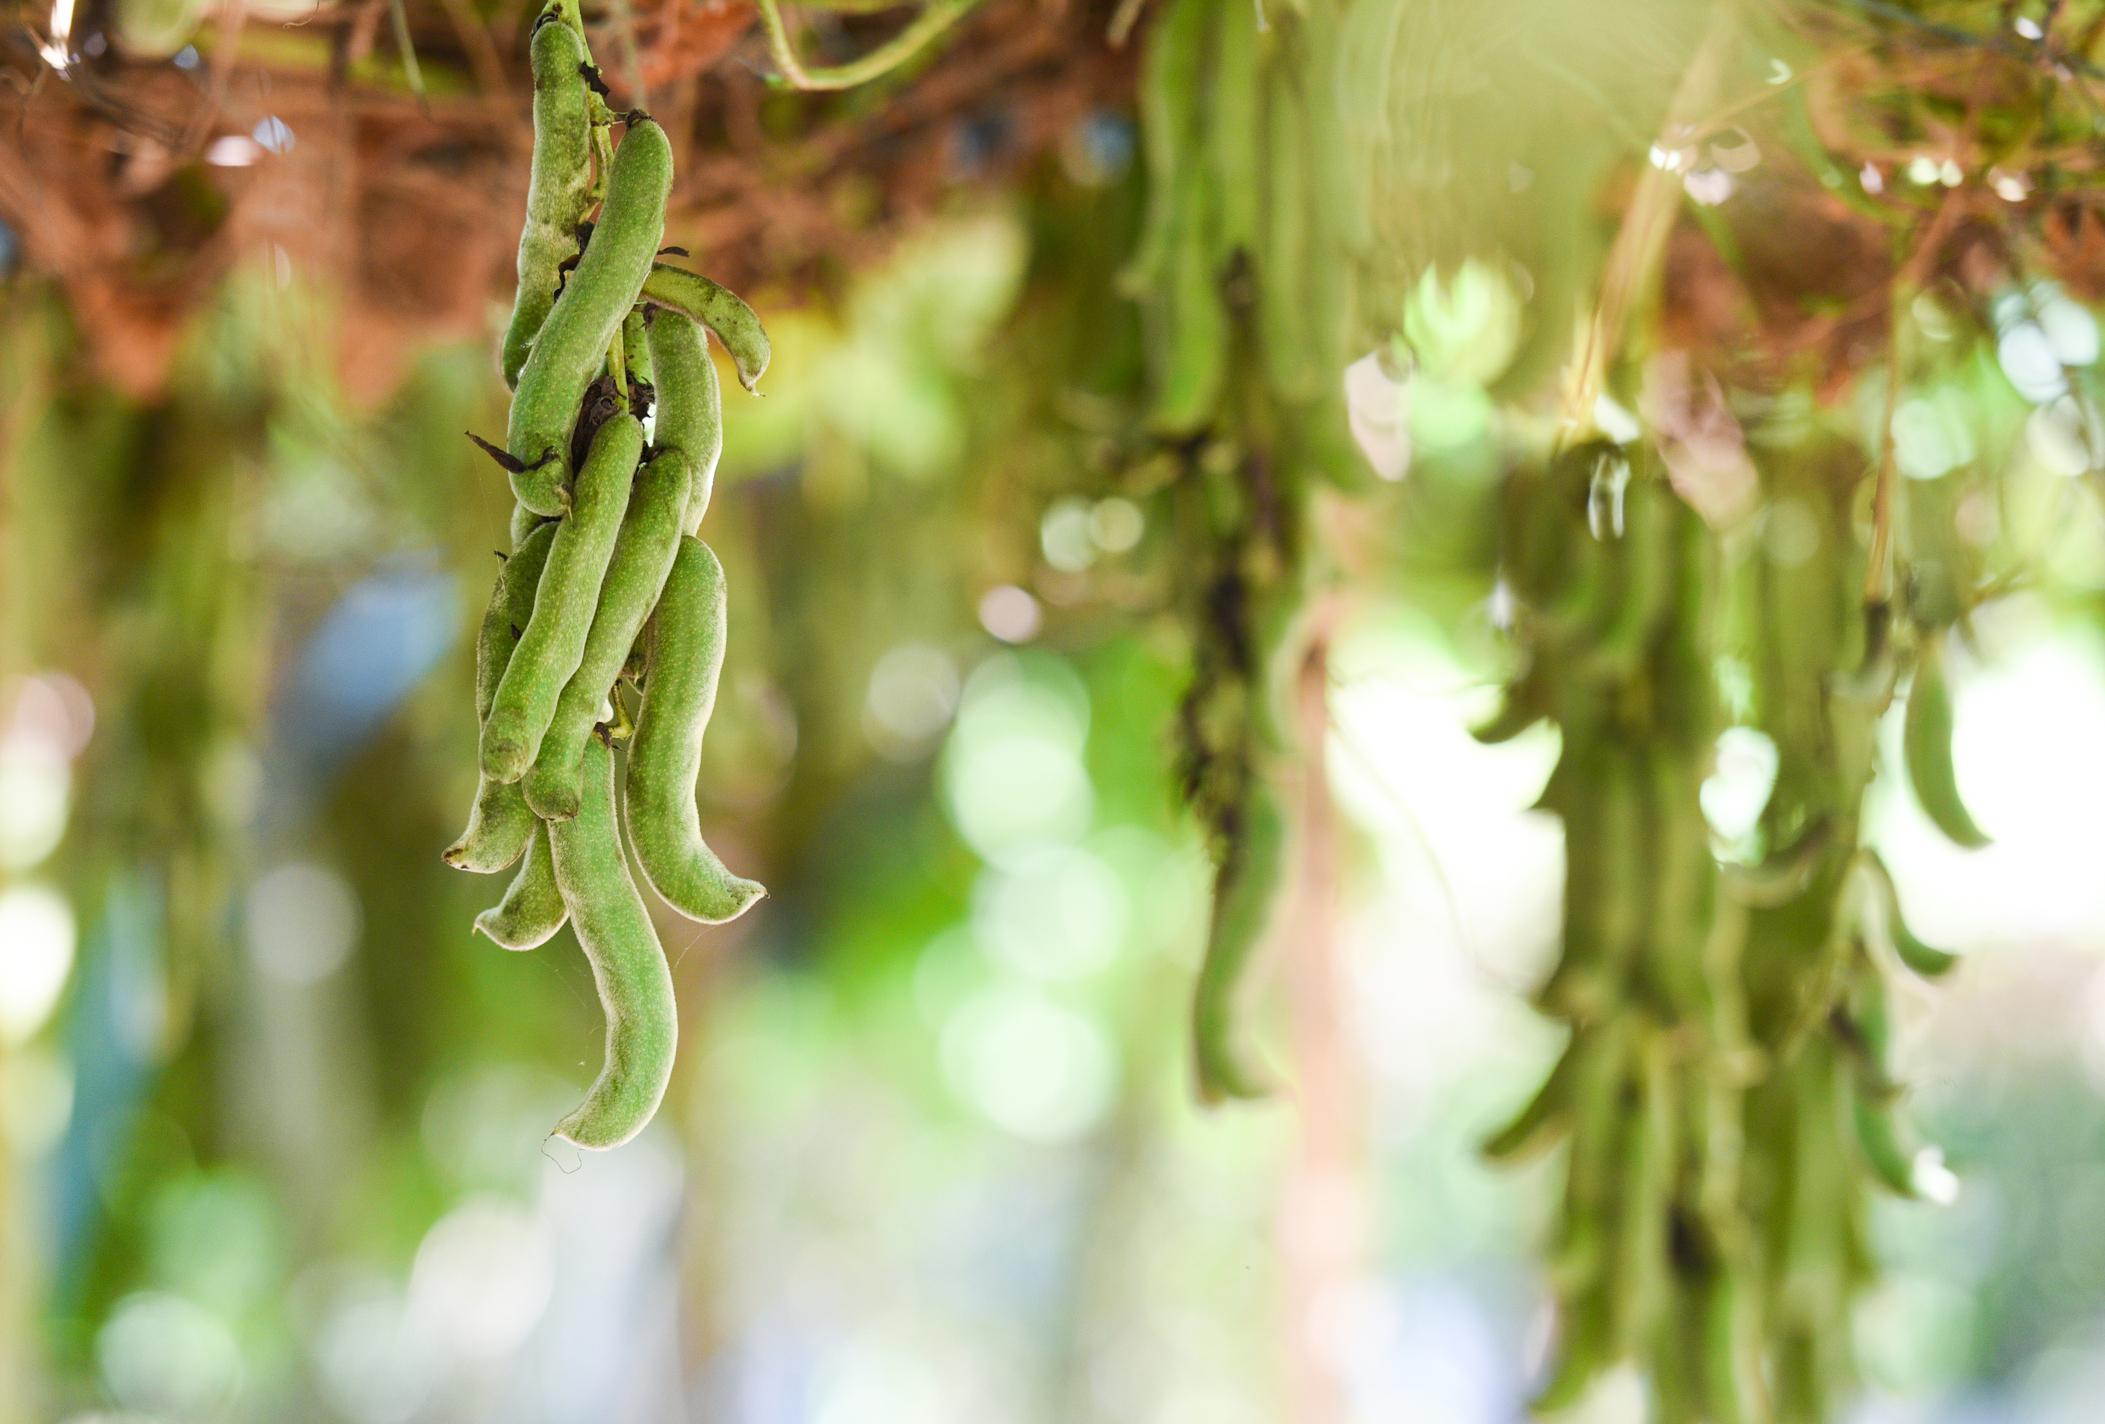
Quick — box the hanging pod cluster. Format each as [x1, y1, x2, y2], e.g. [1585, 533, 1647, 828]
[1481, 442, 1976, 1423]
[1722, 447, 1972, 1420]
[1174, 441, 1301, 1104]
[1129, 0, 1379, 1101]
[445, 0, 769, 1151]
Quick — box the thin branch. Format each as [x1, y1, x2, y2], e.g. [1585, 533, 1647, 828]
[1862, 300, 1901, 608]
[1558, 2, 1737, 444]
[754, 0, 981, 91]
[386, 0, 430, 116]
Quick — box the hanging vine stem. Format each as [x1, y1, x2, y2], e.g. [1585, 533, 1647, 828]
[1556, 2, 1736, 445]
[1105, 0, 1150, 48]
[387, 0, 431, 114]
[753, 0, 981, 91]
[1862, 300, 1903, 611]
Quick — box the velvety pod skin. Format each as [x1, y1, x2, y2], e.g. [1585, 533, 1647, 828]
[498, 9, 595, 392]
[443, 522, 557, 873]
[625, 537, 765, 923]
[639, 264, 771, 393]
[547, 735, 678, 1149]
[473, 822, 568, 950]
[482, 413, 643, 784]
[504, 117, 671, 515]
[522, 447, 691, 821]
[509, 502, 555, 550]
[642, 311, 722, 530]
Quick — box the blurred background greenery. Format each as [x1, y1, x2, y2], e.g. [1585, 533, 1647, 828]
[9, 0, 2105, 1421]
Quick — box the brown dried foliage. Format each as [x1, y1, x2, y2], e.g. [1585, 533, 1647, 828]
[0, 0, 1133, 400]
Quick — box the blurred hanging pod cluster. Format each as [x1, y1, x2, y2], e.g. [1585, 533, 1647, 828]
[1116, 0, 2041, 1419]
[1467, 429, 1985, 1420]
[1122, 0, 1382, 1101]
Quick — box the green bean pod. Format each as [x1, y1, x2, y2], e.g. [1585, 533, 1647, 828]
[1484, 1014, 1632, 1165]
[625, 537, 766, 924]
[443, 522, 557, 872]
[1855, 850, 1958, 977]
[509, 503, 556, 550]
[639, 265, 772, 393]
[523, 448, 691, 821]
[1258, 65, 1315, 397]
[1780, 1044, 1849, 1302]
[1468, 679, 1545, 745]
[506, 117, 671, 516]
[1121, 0, 1208, 296]
[621, 307, 654, 399]
[1607, 1040, 1675, 1355]
[1643, 751, 1714, 1017]
[1192, 778, 1285, 1103]
[1535, 1283, 1612, 1414]
[1902, 635, 1990, 848]
[547, 735, 679, 1150]
[1148, 167, 1228, 437]
[1537, 750, 1642, 1019]
[1207, 0, 1260, 265]
[1589, 476, 1678, 677]
[1851, 1081, 1921, 1198]
[644, 311, 724, 530]
[473, 822, 568, 950]
[1699, 1273, 1762, 1424]
[498, 10, 595, 391]
[483, 413, 644, 784]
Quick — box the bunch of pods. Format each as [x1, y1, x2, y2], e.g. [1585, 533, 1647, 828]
[1130, 0, 1376, 1102]
[444, 0, 769, 1151]
[1480, 440, 1973, 1423]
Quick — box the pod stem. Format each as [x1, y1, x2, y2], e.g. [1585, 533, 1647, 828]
[387, 0, 429, 114]
[753, 0, 981, 91]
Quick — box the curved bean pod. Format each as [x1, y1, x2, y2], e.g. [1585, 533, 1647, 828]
[1207, 0, 1259, 264]
[1258, 59, 1314, 398]
[625, 537, 766, 923]
[548, 734, 679, 1149]
[510, 503, 555, 550]
[1121, 0, 1206, 297]
[506, 117, 671, 516]
[1699, 1274, 1762, 1424]
[482, 412, 644, 784]
[639, 264, 771, 393]
[1147, 166, 1228, 437]
[1903, 635, 1989, 848]
[498, 11, 595, 391]
[1855, 849, 1958, 977]
[643, 310, 723, 530]
[1191, 778, 1284, 1102]
[1483, 1014, 1634, 1165]
[1851, 1083, 1922, 1198]
[1469, 675, 1545, 745]
[473, 822, 568, 949]
[523, 447, 690, 821]
[444, 522, 557, 872]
